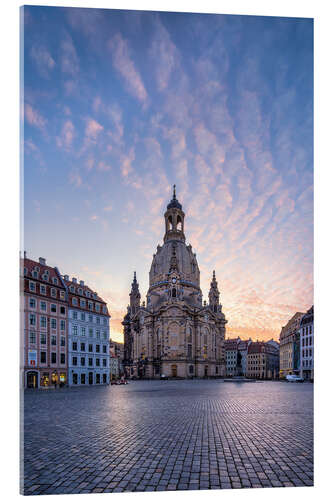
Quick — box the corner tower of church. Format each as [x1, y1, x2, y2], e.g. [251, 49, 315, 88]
[123, 186, 227, 380]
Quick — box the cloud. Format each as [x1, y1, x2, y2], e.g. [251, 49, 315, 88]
[56, 120, 75, 150]
[60, 35, 79, 76]
[30, 46, 55, 78]
[24, 103, 47, 131]
[68, 170, 83, 188]
[103, 204, 113, 212]
[149, 16, 179, 91]
[85, 118, 103, 140]
[108, 33, 148, 106]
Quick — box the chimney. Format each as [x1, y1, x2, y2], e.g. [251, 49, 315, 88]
[72, 277, 77, 284]
[80, 280, 84, 286]
[39, 257, 46, 265]
[64, 275, 69, 281]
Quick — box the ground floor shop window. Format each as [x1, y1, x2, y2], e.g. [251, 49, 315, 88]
[103, 373, 107, 384]
[59, 372, 66, 385]
[27, 371, 38, 388]
[96, 373, 100, 384]
[73, 373, 78, 384]
[41, 372, 49, 386]
[81, 373, 86, 384]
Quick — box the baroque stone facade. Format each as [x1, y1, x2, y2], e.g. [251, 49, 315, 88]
[123, 187, 227, 379]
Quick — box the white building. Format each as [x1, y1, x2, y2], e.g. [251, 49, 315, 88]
[299, 306, 314, 381]
[64, 276, 110, 386]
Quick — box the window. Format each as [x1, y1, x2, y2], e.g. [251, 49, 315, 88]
[40, 351, 46, 363]
[89, 329, 93, 338]
[103, 345, 107, 354]
[60, 306, 66, 315]
[40, 316, 47, 328]
[29, 313, 36, 326]
[96, 316, 100, 324]
[60, 291, 65, 300]
[72, 297, 78, 306]
[96, 373, 100, 384]
[40, 301, 47, 312]
[89, 314, 93, 323]
[103, 332, 107, 340]
[96, 344, 100, 353]
[81, 312, 85, 321]
[88, 344, 93, 353]
[29, 281, 36, 292]
[51, 352, 57, 364]
[95, 304, 100, 312]
[88, 302, 93, 311]
[81, 327, 86, 336]
[60, 320, 66, 331]
[29, 331, 36, 344]
[51, 288, 57, 298]
[88, 357, 93, 367]
[81, 373, 86, 384]
[81, 342, 85, 352]
[40, 333, 46, 345]
[73, 325, 78, 336]
[72, 342, 77, 351]
[103, 317, 107, 325]
[24, 267, 27, 276]
[78, 288, 83, 295]
[96, 358, 100, 367]
[80, 299, 86, 308]
[72, 311, 78, 320]
[103, 358, 107, 367]
[29, 297, 36, 308]
[51, 304, 57, 313]
[60, 353, 65, 364]
[187, 344, 192, 358]
[51, 318, 57, 329]
[51, 335, 57, 346]
[96, 330, 100, 339]
[40, 284, 47, 294]
[52, 277, 58, 285]
[81, 357, 85, 366]
[72, 356, 77, 366]
[73, 373, 78, 384]
[60, 336, 65, 347]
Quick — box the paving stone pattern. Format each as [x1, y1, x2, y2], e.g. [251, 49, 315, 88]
[22, 380, 313, 495]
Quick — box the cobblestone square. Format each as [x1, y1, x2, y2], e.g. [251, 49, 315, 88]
[22, 380, 313, 495]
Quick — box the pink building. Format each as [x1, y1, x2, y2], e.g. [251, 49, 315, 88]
[22, 255, 68, 388]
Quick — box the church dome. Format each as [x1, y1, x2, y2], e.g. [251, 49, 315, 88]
[149, 239, 200, 287]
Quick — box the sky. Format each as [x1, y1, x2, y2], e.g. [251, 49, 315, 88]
[22, 6, 313, 343]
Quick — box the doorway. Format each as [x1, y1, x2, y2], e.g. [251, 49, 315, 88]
[171, 364, 177, 377]
[27, 371, 38, 388]
[88, 372, 93, 385]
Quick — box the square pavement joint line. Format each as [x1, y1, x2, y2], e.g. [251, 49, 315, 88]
[22, 380, 314, 494]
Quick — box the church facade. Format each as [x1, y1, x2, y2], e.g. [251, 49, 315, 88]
[123, 187, 227, 379]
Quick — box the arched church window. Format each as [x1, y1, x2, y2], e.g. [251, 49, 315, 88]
[172, 288, 177, 298]
[168, 215, 172, 231]
[176, 215, 182, 231]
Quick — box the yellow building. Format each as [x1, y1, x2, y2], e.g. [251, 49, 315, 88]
[279, 312, 304, 379]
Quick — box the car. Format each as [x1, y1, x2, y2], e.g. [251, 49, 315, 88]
[160, 374, 168, 380]
[286, 374, 304, 382]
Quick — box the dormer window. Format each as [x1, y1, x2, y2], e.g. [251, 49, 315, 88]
[78, 288, 83, 295]
[70, 286, 75, 293]
[24, 267, 27, 276]
[32, 270, 38, 278]
[52, 277, 58, 285]
[34, 266, 40, 272]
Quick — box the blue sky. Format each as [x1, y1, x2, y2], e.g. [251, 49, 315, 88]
[22, 6, 313, 342]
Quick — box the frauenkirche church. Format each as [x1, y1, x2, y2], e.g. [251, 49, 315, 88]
[123, 187, 227, 379]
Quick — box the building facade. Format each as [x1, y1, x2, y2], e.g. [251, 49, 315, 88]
[123, 187, 227, 379]
[64, 276, 110, 386]
[299, 305, 314, 381]
[279, 312, 304, 379]
[224, 338, 239, 377]
[22, 256, 68, 388]
[246, 341, 279, 379]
